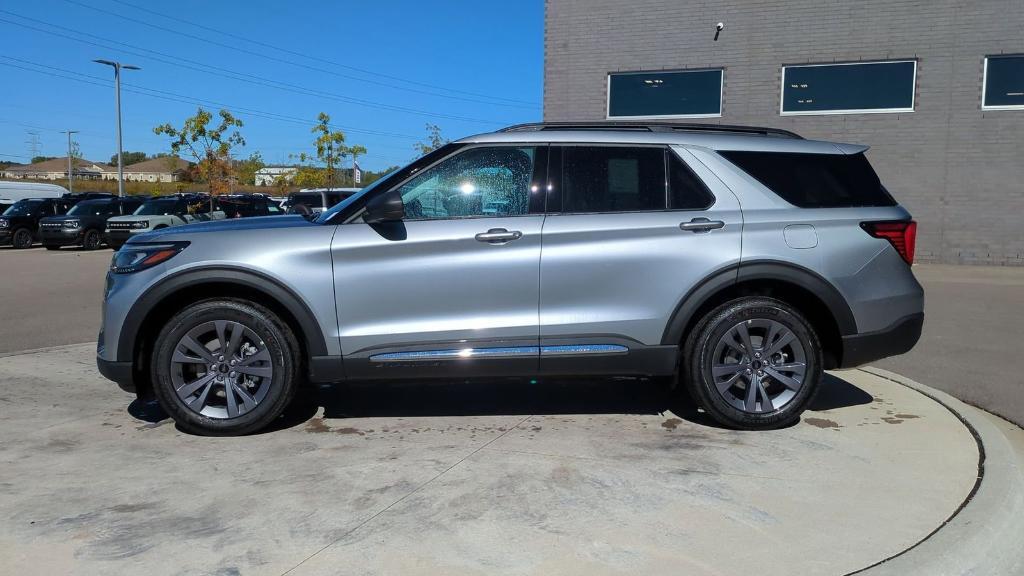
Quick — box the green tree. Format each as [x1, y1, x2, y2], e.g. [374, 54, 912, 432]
[414, 123, 448, 156]
[111, 151, 147, 165]
[300, 112, 346, 189]
[235, 151, 266, 186]
[153, 107, 245, 196]
[31, 156, 56, 164]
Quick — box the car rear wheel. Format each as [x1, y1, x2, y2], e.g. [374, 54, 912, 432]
[12, 228, 33, 249]
[683, 297, 823, 430]
[151, 298, 300, 436]
[82, 229, 101, 250]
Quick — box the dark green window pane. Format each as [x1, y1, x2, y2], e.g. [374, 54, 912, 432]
[608, 70, 722, 117]
[985, 56, 1024, 108]
[782, 61, 916, 113]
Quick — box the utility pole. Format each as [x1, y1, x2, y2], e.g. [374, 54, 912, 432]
[94, 59, 141, 197]
[25, 131, 41, 161]
[62, 130, 79, 193]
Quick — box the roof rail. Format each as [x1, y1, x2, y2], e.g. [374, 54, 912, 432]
[499, 121, 803, 139]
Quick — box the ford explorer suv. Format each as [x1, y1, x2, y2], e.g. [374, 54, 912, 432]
[104, 193, 224, 250]
[0, 197, 77, 248]
[96, 122, 923, 436]
[40, 196, 145, 250]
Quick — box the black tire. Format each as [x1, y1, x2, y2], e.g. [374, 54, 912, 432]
[12, 228, 33, 249]
[150, 298, 301, 436]
[44, 245, 61, 251]
[683, 297, 823, 430]
[82, 229, 101, 250]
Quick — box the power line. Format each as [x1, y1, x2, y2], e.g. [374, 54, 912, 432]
[64, 0, 539, 110]
[0, 10, 512, 125]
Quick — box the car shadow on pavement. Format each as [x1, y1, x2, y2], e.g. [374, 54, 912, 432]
[126, 373, 874, 435]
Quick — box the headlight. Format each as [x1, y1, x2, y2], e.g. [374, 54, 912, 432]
[131, 221, 150, 229]
[110, 242, 189, 274]
[0, 219, 8, 228]
[64, 220, 80, 228]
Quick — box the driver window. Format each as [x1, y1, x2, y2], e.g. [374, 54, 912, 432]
[396, 146, 536, 220]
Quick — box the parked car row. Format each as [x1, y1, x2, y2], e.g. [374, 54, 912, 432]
[0, 190, 289, 250]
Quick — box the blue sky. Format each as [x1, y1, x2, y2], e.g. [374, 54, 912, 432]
[0, 0, 543, 171]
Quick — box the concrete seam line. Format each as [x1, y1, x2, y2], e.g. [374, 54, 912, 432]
[0, 341, 96, 358]
[278, 414, 534, 576]
[848, 366, 1024, 576]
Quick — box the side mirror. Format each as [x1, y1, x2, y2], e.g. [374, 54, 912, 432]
[362, 189, 404, 223]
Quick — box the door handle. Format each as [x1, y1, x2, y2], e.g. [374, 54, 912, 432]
[679, 217, 725, 233]
[475, 228, 523, 243]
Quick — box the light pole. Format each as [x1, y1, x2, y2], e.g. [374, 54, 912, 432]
[93, 59, 140, 197]
[62, 130, 79, 194]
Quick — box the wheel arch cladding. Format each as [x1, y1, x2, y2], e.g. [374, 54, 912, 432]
[119, 267, 328, 394]
[662, 261, 856, 370]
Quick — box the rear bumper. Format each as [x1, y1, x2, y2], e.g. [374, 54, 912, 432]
[97, 355, 135, 393]
[838, 312, 923, 369]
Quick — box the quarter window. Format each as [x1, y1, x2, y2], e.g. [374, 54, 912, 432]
[983, 55, 1024, 110]
[608, 69, 723, 118]
[781, 61, 916, 115]
[562, 146, 666, 213]
[396, 146, 536, 220]
[669, 152, 714, 210]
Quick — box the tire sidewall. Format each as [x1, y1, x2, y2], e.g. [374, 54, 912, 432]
[83, 229, 100, 250]
[687, 298, 823, 429]
[151, 299, 298, 436]
[13, 228, 33, 249]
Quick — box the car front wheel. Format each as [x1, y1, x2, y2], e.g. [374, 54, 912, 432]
[683, 297, 823, 430]
[151, 298, 300, 436]
[82, 229, 101, 250]
[12, 228, 33, 249]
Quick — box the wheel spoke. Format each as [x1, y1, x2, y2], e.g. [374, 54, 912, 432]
[763, 322, 781, 354]
[744, 373, 759, 412]
[713, 363, 746, 377]
[715, 371, 743, 393]
[180, 335, 216, 364]
[764, 331, 796, 357]
[215, 321, 229, 355]
[235, 364, 272, 379]
[172, 347, 208, 365]
[764, 367, 803, 391]
[736, 322, 755, 356]
[238, 348, 271, 367]
[772, 362, 806, 373]
[225, 323, 244, 358]
[176, 372, 216, 398]
[231, 382, 258, 413]
[756, 379, 774, 412]
[225, 381, 239, 418]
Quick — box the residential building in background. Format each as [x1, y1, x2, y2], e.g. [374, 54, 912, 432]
[1, 157, 109, 180]
[545, 0, 1024, 265]
[255, 166, 297, 186]
[117, 156, 190, 183]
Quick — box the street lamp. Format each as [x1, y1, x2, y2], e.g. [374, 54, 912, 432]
[93, 59, 140, 197]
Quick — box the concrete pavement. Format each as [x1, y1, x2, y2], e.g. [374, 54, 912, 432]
[0, 344, 987, 576]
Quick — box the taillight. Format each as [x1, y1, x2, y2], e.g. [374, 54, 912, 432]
[861, 220, 917, 265]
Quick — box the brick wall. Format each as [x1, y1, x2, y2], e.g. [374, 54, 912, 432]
[544, 0, 1024, 265]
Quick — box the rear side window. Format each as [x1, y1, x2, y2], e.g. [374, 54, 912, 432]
[720, 151, 896, 208]
[668, 152, 714, 210]
[562, 146, 665, 213]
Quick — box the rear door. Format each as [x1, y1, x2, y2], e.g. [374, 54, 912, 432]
[538, 144, 742, 374]
[332, 144, 548, 378]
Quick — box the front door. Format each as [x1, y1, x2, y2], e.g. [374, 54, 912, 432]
[332, 145, 547, 378]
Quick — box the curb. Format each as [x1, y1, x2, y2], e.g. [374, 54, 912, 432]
[854, 367, 1024, 576]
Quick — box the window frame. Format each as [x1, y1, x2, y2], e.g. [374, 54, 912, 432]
[552, 144, 715, 216]
[606, 68, 725, 120]
[779, 60, 918, 116]
[982, 55, 1024, 111]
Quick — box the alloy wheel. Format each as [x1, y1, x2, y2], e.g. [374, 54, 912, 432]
[709, 318, 807, 414]
[169, 320, 274, 419]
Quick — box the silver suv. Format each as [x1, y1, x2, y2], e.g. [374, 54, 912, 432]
[97, 122, 924, 435]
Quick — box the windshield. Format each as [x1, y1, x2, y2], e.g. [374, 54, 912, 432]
[68, 200, 114, 216]
[134, 198, 180, 216]
[2, 199, 44, 216]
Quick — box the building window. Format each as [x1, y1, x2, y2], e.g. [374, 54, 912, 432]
[983, 55, 1024, 110]
[607, 69, 723, 119]
[780, 61, 916, 115]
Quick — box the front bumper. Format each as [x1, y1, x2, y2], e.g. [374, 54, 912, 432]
[40, 227, 84, 246]
[0, 229, 11, 245]
[97, 355, 135, 393]
[839, 312, 924, 368]
[104, 229, 133, 248]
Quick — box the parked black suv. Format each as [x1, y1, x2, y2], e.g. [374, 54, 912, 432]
[39, 196, 146, 250]
[0, 197, 77, 248]
[217, 194, 285, 218]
